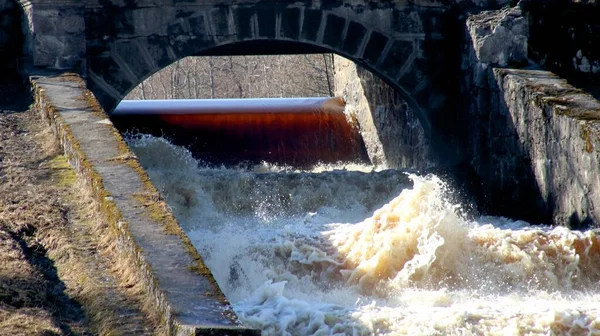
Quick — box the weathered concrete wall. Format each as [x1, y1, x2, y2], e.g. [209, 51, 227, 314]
[334, 55, 433, 170]
[0, 0, 21, 70]
[30, 72, 258, 335]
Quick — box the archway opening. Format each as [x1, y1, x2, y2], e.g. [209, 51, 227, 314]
[110, 54, 378, 167]
[109, 52, 433, 170]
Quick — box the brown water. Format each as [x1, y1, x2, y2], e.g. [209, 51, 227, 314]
[111, 98, 367, 166]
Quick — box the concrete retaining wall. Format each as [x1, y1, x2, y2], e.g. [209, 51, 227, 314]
[30, 72, 258, 335]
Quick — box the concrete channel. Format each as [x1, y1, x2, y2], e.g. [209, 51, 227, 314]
[30, 71, 259, 336]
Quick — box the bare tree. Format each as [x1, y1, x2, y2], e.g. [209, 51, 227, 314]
[125, 54, 336, 100]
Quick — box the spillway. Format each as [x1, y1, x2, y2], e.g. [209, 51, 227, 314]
[127, 134, 600, 336]
[111, 97, 368, 167]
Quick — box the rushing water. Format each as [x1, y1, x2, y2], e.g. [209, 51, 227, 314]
[128, 134, 600, 335]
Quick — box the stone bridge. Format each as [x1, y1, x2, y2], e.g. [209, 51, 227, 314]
[14, 0, 512, 159]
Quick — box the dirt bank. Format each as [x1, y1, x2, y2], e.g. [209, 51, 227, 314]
[0, 79, 162, 335]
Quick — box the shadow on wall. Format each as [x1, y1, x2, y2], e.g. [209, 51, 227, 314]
[466, 72, 552, 225]
[0, 0, 22, 72]
[457, 5, 558, 226]
[525, 1, 600, 87]
[356, 65, 433, 170]
[334, 55, 434, 171]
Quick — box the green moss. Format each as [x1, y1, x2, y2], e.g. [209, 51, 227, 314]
[48, 155, 77, 187]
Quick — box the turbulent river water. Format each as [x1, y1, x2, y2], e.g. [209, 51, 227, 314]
[128, 134, 600, 335]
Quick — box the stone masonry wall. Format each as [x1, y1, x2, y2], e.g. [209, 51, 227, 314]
[334, 55, 433, 170]
[494, 69, 600, 228]
[460, 6, 540, 222]
[0, 0, 21, 70]
[334, 3, 600, 228]
[463, 5, 600, 228]
[19, 0, 85, 69]
[524, 1, 600, 85]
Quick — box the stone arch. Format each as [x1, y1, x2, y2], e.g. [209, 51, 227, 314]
[84, 3, 454, 137]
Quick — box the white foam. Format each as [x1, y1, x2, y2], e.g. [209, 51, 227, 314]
[128, 135, 600, 335]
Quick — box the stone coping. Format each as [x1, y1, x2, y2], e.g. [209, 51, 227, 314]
[30, 72, 259, 335]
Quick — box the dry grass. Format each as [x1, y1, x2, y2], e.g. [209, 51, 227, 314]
[0, 87, 162, 335]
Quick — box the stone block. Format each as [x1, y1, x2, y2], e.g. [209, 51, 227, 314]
[399, 58, 426, 91]
[33, 34, 85, 69]
[301, 9, 322, 42]
[88, 54, 134, 95]
[257, 6, 276, 38]
[34, 11, 84, 36]
[490, 68, 600, 226]
[166, 19, 186, 36]
[233, 7, 254, 40]
[362, 31, 387, 65]
[188, 14, 207, 37]
[125, 8, 174, 37]
[114, 40, 154, 79]
[21, 3, 85, 69]
[61, 15, 85, 34]
[392, 9, 423, 34]
[141, 35, 175, 69]
[84, 9, 114, 39]
[280, 7, 300, 40]
[210, 6, 231, 42]
[380, 40, 413, 79]
[341, 21, 366, 55]
[169, 35, 213, 59]
[322, 14, 345, 48]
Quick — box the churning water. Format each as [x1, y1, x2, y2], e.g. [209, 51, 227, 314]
[128, 134, 600, 335]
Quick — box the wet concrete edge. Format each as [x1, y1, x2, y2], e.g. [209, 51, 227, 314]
[29, 72, 259, 336]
